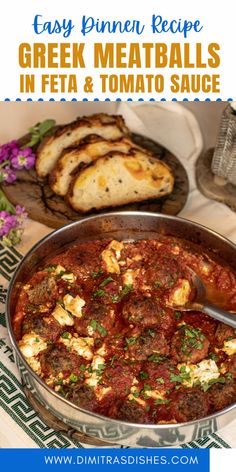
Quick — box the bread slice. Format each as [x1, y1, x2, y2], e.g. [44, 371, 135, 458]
[68, 150, 174, 213]
[50, 136, 142, 196]
[36, 114, 129, 178]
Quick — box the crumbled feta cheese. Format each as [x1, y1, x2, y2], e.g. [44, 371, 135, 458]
[169, 279, 191, 306]
[143, 390, 165, 400]
[63, 294, 85, 318]
[61, 335, 94, 360]
[54, 264, 66, 275]
[61, 273, 76, 283]
[178, 359, 220, 387]
[222, 338, 236, 356]
[96, 343, 107, 356]
[171, 245, 180, 255]
[52, 304, 74, 326]
[95, 387, 112, 400]
[122, 269, 140, 286]
[101, 240, 123, 274]
[27, 356, 42, 375]
[85, 355, 105, 388]
[19, 333, 47, 358]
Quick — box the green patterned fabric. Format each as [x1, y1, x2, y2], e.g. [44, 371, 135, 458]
[0, 243, 234, 449]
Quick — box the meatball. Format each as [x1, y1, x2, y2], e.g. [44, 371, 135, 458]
[208, 381, 236, 411]
[143, 360, 179, 392]
[171, 324, 209, 363]
[51, 241, 106, 278]
[127, 328, 170, 361]
[215, 323, 236, 347]
[182, 312, 217, 344]
[144, 253, 182, 289]
[68, 385, 99, 412]
[109, 400, 151, 423]
[28, 275, 58, 305]
[22, 313, 61, 342]
[226, 354, 236, 379]
[40, 344, 84, 377]
[74, 302, 114, 337]
[170, 388, 210, 422]
[102, 361, 139, 398]
[122, 295, 173, 329]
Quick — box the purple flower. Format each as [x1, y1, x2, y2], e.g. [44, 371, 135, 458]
[0, 166, 17, 184]
[15, 205, 28, 225]
[11, 147, 35, 170]
[0, 211, 17, 237]
[0, 140, 19, 164]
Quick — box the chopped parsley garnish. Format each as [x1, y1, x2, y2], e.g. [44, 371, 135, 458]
[90, 319, 107, 337]
[209, 352, 219, 362]
[132, 391, 140, 398]
[202, 377, 226, 392]
[112, 284, 133, 303]
[79, 364, 87, 372]
[154, 280, 162, 288]
[156, 377, 165, 384]
[54, 379, 63, 385]
[56, 300, 64, 306]
[154, 399, 170, 405]
[148, 354, 167, 363]
[95, 363, 105, 376]
[125, 336, 137, 346]
[147, 329, 155, 338]
[93, 289, 105, 298]
[174, 311, 182, 320]
[226, 372, 233, 380]
[170, 365, 192, 384]
[99, 276, 114, 287]
[46, 265, 57, 273]
[110, 355, 117, 367]
[69, 374, 79, 383]
[61, 332, 70, 339]
[170, 373, 183, 383]
[180, 325, 205, 355]
[34, 337, 40, 343]
[140, 371, 149, 380]
[142, 383, 151, 392]
[91, 268, 103, 279]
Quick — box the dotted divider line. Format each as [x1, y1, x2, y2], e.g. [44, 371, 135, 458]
[2, 98, 234, 102]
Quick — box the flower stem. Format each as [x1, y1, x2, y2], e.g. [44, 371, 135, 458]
[0, 187, 16, 214]
[0, 160, 10, 169]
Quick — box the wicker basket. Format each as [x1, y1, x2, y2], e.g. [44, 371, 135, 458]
[211, 104, 236, 185]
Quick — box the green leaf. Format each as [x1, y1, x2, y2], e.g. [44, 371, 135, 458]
[23, 134, 40, 148]
[0, 188, 16, 214]
[38, 119, 56, 137]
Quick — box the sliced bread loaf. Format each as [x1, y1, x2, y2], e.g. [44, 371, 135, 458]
[68, 150, 174, 213]
[36, 114, 129, 178]
[50, 136, 142, 196]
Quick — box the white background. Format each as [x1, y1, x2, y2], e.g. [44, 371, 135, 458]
[0, 0, 235, 100]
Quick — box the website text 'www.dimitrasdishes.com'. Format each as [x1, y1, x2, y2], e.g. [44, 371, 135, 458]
[44, 455, 199, 466]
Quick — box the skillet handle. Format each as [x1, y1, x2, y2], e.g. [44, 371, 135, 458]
[203, 302, 236, 329]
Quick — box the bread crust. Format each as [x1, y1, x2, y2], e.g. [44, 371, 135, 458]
[36, 114, 129, 178]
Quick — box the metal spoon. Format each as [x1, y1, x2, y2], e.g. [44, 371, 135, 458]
[170, 269, 236, 329]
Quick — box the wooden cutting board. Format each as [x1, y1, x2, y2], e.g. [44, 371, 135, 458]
[3, 133, 189, 229]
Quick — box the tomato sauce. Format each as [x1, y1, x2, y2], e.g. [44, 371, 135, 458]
[13, 236, 236, 424]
